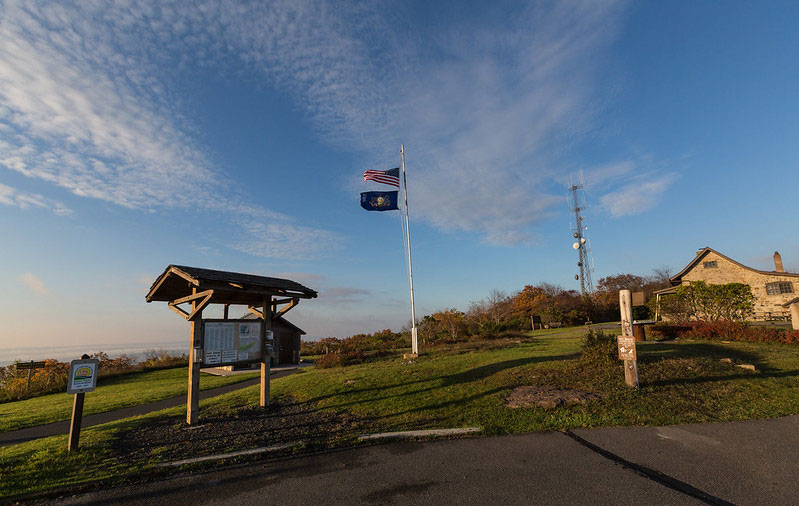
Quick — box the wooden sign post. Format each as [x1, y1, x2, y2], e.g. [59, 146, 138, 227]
[187, 288, 204, 425]
[66, 355, 99, 452]
[261, 296, 272, 408]
[619, 290, 639, 388]
[15, 360, 46, 394]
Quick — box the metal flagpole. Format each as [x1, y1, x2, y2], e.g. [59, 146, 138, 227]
[400, 144, 418, 355]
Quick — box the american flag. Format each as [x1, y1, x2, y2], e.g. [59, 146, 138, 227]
[363, 167, 400, 188]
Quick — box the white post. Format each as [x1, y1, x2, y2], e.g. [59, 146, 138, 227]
[401, 145, 419, 355]
[789, 302, 799, 331]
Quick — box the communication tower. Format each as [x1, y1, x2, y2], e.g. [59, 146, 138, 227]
[569, 175, 594, 294]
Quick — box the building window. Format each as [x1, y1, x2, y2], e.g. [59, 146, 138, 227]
[766, 282, 794, 295]
[703, 261, 718, 268]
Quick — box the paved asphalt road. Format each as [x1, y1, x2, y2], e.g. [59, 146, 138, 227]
[0, 370, 296, 447]
[43, 415, 799, 506]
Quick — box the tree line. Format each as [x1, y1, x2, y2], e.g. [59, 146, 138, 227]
[302, 268, 673, 354]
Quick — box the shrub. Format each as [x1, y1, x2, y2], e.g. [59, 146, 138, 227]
[314, 351, 367, 369]
[659, 281, 755, 322]
[687, 321, 799, 344]
[650, 320, 799, 344]
[140, 349, 187, 369]
[581, 329, 617, 366]
[0, 350, 189, 403]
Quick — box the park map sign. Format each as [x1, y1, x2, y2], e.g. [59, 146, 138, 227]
[202, 319, 265, 366]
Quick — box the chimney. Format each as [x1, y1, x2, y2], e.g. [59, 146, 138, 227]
[774, 251, 784, 272]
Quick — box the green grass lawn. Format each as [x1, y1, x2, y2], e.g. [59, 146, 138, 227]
[0, 368, 259, 432]
[4, 329, 799, 499]
[269, 334, 799, 433]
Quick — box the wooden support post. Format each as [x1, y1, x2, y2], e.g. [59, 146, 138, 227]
[68, 392, 85, 452]
[186, 289, 203, 425]
[26, 367, 33, 394]
[619, 289, 639, 388]
[260, 296, 272, 407]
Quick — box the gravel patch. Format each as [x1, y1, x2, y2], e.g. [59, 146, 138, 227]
[112, 398, 362, 463]
[505, 386, 600, 409]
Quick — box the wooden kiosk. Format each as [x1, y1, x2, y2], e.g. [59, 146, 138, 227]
[145, 265, 317, 424]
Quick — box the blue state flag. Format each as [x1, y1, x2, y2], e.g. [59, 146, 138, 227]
[360, 191, 399, 212]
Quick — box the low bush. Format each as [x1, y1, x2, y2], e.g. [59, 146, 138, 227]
[0, 349, 188, 402]
[580, 329, 617, 366]
[139, 349, 188, 369]
[650, 321, 799, 344]
[314, 351, 366, 369]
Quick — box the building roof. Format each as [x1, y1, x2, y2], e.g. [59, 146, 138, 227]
[670, 247, 799, 286]
[782, 297, 799, 308]
[242, 313, 306, 334]
[145, 265, 318, 305]
[652, 285, 678, 295]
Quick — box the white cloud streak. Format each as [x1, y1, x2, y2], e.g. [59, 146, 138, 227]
[0, 182, 72, 215]
[0, 0, 340, 258]
[0, 0, 669, 249]
[600, 173, 678, 217]
[19, 272, 50, 295]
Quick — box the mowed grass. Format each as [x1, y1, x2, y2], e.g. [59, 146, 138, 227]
[4, 328, 799, 499]
[0, 368, 259, 432]
[259, 334, 799, 433]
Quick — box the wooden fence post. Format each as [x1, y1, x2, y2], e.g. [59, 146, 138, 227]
[260, 296, 272, 407]
[619, 289, 639, 388]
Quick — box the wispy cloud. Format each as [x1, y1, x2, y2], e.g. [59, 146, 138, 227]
[599, 173, 678, 217]
[0, 0, 339, 259]
[194, 0, 637, 243]
[0, 0, 662, 247]
[319, 286, 372, 305]
[19, 272, 49, 295]
[577, 160, 677, 219]
[0, 182, 72, 215]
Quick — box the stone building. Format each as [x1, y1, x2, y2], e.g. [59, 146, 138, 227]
[654, 247, 798, 321]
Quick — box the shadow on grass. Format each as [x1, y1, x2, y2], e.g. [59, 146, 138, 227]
[637, 340, 799, 388]
[316, 353, 578, 413]
[638, 341, 762, 366]
[304, 352, 578, 405]
[644, 368, 799, 388]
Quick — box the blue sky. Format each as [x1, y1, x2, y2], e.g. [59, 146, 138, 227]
[1, 0, 797, 348]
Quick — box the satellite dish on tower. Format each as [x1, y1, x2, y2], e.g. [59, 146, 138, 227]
[572, 242, 580, 250]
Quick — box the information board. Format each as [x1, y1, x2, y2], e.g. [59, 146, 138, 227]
[202, 320, 262, 366]
[67, 359, 100, 394]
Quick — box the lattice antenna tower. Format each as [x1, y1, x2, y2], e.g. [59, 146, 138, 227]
[568, 173, 594, 294]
